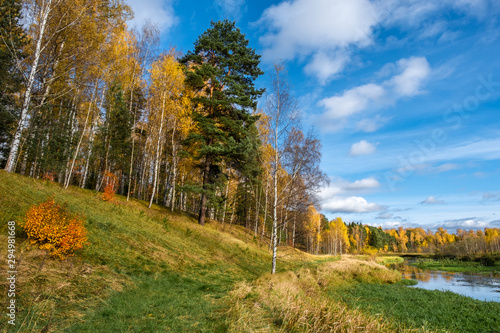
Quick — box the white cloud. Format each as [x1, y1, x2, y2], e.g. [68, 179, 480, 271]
[318, 56, 430, 128]
[366, 221, 404, 229]
[319, 84, 386, 119]
[379, 0, 494, 28]
[438, 217, 491, 230]
[420, 196, 446, 204]
[319, 178, 383, 213]
[390, 57, 431, 96]
[350, 140, 377, 156]
[304, 51, 349, 84]
[322, 196, 384, 213]
[127, 0, 177, 33]
[257, 0, 380, 82]
[319, 177, 380, 198]
[347, 177, 380, 189]
[215, 0, 246, 21]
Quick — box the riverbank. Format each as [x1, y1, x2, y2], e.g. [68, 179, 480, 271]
[329, 281, 500, 332]
[412, 257, 500, 274]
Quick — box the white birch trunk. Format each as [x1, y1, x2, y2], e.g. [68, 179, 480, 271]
[5, 0, 53, 172]
[149, 93, 165, 208]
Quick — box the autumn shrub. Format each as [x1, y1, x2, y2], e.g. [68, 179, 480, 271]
[23, 198, 88, 258]
[42, 171, 56, 182]
[102, 172, 117, 201]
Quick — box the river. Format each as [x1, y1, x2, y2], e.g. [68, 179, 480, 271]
[390, 261, 500, 302]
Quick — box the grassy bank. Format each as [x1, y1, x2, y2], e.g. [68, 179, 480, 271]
[330, 283, 500, 332]
[225, 258, 403, 332]
[0, 171, 326, 332]
[412, 258, 500, 274]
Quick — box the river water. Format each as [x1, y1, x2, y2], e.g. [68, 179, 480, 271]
[390, 262, 500, 302]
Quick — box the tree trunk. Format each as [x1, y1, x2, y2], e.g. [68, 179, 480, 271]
[149, 93, 166, 208]
[65, 83, 98, 188]
[170, 119, 177, 212]
[198, 155, 210, 226]
[5, 0, 53, 172]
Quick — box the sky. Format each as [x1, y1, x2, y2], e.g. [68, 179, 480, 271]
[125, 0, 500, 232]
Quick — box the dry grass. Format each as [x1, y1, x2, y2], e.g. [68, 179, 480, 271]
[0, 242, 131, 332]
[225, 258, 404, 333]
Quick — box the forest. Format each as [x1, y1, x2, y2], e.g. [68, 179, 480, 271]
[1, 0, 499, 263]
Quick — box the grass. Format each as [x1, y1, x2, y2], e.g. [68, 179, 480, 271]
[412, 258, 500, 274]
[329, 283, 500, 333]
[224, 258, 403, 332]
[0, 171, 330, 332]
[375, 255, 405, 265]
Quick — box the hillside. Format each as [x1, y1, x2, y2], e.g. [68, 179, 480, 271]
[0, 171, 330, 332]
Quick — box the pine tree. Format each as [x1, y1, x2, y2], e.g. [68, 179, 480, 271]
[179, 20, 264, 226]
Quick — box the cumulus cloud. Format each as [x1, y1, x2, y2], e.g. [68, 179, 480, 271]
[420, 196, 446, 205]
[437, 217, 491, 230]
[318, 56, 430, 128]
[322, 196, 384, 213]
[350, 140, 377, 156]
[304, 51, 349, 83]
[319, 84, 386, 119]
[389, 57, 431, 96]
[257, 0, 498, 83]
[319, 177, 383, 213]
[256, 0, 380, 82]
[319, 177, 380, 198]
[127, 0, 177, 33]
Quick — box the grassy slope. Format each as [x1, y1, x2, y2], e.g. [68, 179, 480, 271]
[2, 172, 499, 333]
[0, 171, 325, 332]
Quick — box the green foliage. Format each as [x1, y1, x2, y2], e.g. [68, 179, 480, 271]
[106, 83, 132, 171]
[179, 20, 264, 223]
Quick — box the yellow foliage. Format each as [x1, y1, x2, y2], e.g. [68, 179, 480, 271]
[23, 198, 88, 259]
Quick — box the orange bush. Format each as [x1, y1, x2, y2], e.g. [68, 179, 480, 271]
[102, 172, 117, 201]
[23, 198, 88, 259]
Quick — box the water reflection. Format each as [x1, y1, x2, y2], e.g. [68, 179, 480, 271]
[389, 262, 500, 302]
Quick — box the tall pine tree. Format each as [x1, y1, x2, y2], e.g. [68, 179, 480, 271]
[180, 20, 264, 225]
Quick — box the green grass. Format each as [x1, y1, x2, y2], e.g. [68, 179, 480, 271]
[375, 255, 405, 265]
[329, 283, 500, 332]
[412, 258, 500, 274]
[0, 171, 330, 332]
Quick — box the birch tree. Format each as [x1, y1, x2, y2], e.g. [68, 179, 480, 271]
[266, 62, 298, 274]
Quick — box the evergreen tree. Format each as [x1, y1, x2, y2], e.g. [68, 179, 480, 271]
[179, 20, 264, 225]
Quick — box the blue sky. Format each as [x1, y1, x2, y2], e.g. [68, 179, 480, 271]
[126, 0, 500, 232]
